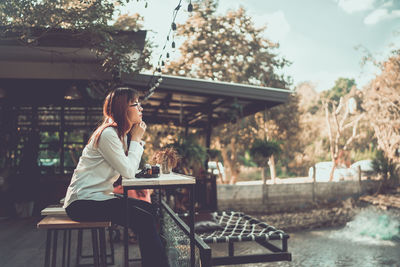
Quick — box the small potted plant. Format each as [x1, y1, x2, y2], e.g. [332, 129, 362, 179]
[151, 147, 180, 174]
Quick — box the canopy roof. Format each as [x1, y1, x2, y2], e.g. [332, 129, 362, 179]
[0, 28, 291, 129]
[124, 73, 290, 128]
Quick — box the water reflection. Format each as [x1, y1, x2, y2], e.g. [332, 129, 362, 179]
[211, 207, 400, 267]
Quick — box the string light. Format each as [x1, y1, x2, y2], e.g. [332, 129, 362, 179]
[143, 0, 194, 101]
[171, 22, 177, 31]
[188, 1, 193, 12]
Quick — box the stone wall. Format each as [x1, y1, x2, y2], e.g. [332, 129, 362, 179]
[217, 180, 380, 213]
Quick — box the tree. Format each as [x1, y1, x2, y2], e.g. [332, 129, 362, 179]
[112, 13, 154, 71]
[323, 85, 364, 181]
[363, 49, 400, 190]
[261, 93, 301, 180]
[0, 0, 148, 75]
[165, 0, 292, 184]
[322, 78, 356, 103]
[208, 149, 225, 184]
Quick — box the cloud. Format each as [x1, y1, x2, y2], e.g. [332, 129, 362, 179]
[335, 0, 375, 14]
[251, 11, 291, 43]
[364, 8, 400, 24]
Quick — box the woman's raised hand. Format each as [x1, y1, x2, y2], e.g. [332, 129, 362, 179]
[130, 121, 146, 142]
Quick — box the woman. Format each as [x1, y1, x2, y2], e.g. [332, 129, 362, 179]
[63, 86, 169, 267]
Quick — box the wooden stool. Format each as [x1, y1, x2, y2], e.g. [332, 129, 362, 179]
[41, 205, 115, 266]
[37, 215, 111, 267]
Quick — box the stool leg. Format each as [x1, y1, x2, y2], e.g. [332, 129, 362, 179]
[91, 229, 100, 267]
[99, 228, 107, 267]
[108, 227, 115, 265]
[67, 230, 71, 267]
[44, 229, 52, 267]
[76, 229, 83, 266]
[51, 230, 58, 267]
[62, 230, 67, 267]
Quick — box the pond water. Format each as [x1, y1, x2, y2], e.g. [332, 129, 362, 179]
[210, 207, 400, 267]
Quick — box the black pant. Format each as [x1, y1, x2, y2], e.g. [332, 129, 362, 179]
[66, 198, 169, 267]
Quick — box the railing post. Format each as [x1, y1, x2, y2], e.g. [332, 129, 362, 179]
[358, 165, 362, 196]
[312, 166, 316, 202]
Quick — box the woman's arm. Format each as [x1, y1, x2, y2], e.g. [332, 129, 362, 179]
[97, 128, 143, 178]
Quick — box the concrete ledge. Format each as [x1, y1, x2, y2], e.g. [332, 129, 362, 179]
[217, 180, 380, 213]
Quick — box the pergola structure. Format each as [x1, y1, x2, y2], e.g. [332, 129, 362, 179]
[0, 29, 291, 211]
[0, 28, 290, 171]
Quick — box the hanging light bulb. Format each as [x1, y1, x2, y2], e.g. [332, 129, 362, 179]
[171, 22, 177, 31]
[188, 2, 193, 12]
[161, 61, 165, 66]
[166, 52, 170, 59]
[172, 41, 176, 49]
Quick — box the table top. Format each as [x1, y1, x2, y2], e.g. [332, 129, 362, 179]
[122, 172, 196, 187]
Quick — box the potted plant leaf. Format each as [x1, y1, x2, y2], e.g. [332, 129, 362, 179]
[151, 147, 180, 174]
[250, 139, 281, 184]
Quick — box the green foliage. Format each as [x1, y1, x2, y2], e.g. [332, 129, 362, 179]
[350, 146, 376, 162]
[238, 151, 257, 167]
[363, 48, 400, 162]
[372, 150, 397, 180]
[164, 0, 294, 181]
[227, 98, 243, 123]
[307, 105, 319, 115]
[112, 13, 155, 71]
[249, 139, 281, 167]
[322, 77, 356, 103]
[0, 0, 149, 75]
[166, 0, 291, 87]
[168, 135, 207, 171]
[237, 167, 262, 181]
[208, 149, 222, 161]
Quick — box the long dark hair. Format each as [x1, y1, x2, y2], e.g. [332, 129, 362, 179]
[89, 86, 139, 147]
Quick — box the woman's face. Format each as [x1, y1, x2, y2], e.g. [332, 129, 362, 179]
[127, 98, 143, 127]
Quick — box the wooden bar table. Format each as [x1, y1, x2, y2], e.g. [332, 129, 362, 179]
[122, 173, 196, 267]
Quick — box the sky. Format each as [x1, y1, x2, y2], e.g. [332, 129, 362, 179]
[121, 0, 400, 92]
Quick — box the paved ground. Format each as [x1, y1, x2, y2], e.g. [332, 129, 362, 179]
[0, 216, 142, 267]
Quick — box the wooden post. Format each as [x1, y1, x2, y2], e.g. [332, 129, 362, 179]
[262, 167, 267, 204]
[358, 165, 362, 196]
[184, 123, 189, 137]
[263, 167, 269, 208]
[312, 165, 316, 202]
[60, 105, 65, 173]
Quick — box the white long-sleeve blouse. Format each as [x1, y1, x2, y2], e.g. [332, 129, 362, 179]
[63, 127, 143, 208]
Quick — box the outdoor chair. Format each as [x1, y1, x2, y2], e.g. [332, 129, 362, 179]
[181, 211, 292, 266]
